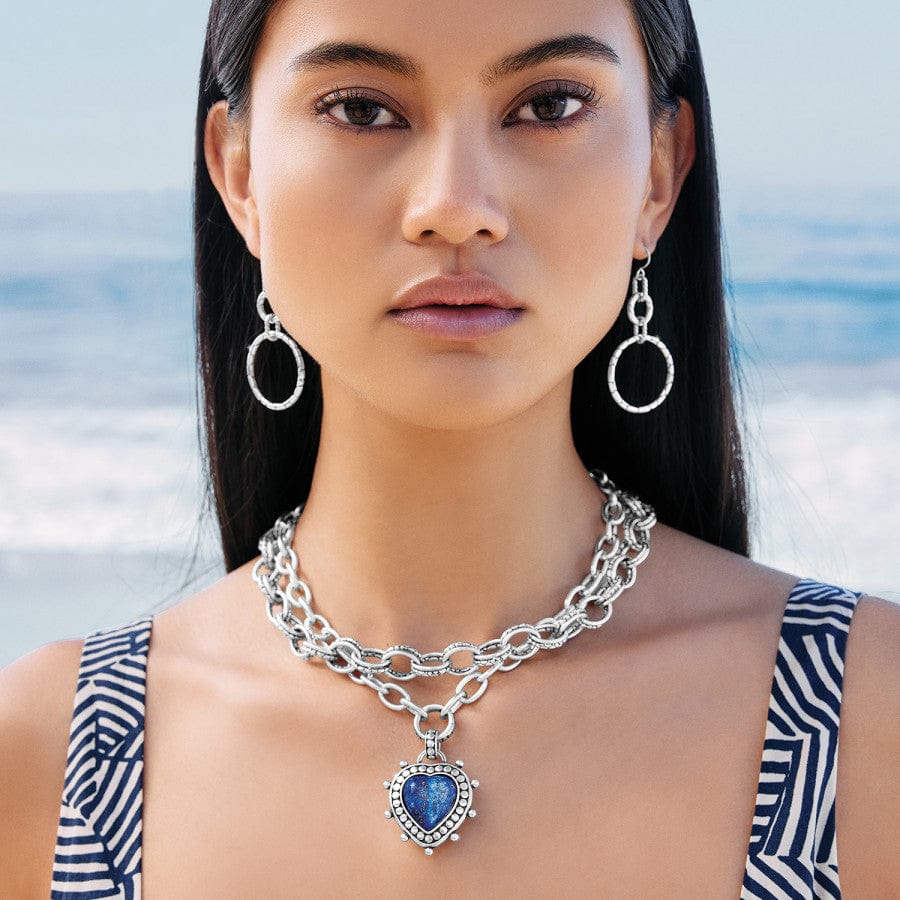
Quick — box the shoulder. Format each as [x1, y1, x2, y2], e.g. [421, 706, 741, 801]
[641, 523, 800, 630]
[0, 638, 85, 897]
[646, 530, 900, 887]
[835, 593, 900, 894]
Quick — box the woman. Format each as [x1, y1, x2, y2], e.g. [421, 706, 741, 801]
[1, 0, 897, 896]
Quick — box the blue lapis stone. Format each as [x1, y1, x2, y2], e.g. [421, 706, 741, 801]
[402, 774, 458, 831]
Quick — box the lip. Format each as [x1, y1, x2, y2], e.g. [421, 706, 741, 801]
[389, 273, 524, 340]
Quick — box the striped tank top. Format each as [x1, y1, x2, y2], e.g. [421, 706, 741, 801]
[50, 579, 862, 898]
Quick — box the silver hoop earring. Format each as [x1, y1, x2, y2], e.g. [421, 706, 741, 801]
[607, 249, 674, 415]
[246, 290, 306, 411]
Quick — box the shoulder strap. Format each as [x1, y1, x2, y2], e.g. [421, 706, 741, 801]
[742, 580, 862, 900]
[51, 616, 152, 900]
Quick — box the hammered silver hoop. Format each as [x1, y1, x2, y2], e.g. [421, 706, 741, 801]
[607, 334, 675, 414]
[607, 250, 675, 415]
[246, 290, 306, 411]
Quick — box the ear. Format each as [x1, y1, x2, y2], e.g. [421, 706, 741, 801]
[634, 98, 696, 258]
[204, 100, 261, 259]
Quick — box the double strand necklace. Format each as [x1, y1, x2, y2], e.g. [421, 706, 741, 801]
[253, 469, 655, 855]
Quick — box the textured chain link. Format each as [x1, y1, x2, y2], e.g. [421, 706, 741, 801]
[253, 469, 655, 741]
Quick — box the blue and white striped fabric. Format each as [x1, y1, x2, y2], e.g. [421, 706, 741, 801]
[51, 616, 152, 900]
[50, 579, 861, 897]
[742, 579, 862, 899]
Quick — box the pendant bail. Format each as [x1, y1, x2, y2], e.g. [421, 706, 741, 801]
[424, 728, 441, 760]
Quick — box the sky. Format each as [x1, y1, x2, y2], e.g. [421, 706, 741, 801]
[1, 0, 898, 194]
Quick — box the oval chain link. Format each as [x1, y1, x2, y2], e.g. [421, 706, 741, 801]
[253, 470, 655, 738]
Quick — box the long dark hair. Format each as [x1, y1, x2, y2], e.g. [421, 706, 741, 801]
[195, 0, 749, 571]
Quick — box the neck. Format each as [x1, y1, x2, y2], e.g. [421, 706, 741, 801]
[291, 376, 606, 650]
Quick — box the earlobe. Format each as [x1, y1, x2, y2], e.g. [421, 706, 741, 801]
[204, 100, 261, 259]
[635, 99, 696, 257]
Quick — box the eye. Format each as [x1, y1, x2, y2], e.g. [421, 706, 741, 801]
[313, 87, 406, 132]
[504, 80, 600, 129]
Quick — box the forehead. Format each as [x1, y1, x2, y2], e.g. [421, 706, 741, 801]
[258, 0, 645, 85]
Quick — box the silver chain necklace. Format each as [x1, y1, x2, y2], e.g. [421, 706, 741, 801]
[253, 469, 655, 855]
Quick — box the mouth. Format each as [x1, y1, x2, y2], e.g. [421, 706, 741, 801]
[388, 303, 523, 340]
[388, 273, 525, 340]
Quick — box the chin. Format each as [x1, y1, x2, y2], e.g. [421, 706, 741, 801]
[320, 345, 576, 433]
[364, 368, 569, 433]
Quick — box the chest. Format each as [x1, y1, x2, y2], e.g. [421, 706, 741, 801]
[141, 637, 772, 897]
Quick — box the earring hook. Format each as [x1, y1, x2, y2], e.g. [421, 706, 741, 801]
[639, 244, 652, 272]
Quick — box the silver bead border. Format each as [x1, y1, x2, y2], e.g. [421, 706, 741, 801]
[386, 760, 474, 849]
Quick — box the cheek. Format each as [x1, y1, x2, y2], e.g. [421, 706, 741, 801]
[518, 122, 650, 345]
[250, 125, 390, 347]
[526, 151, 644, 272]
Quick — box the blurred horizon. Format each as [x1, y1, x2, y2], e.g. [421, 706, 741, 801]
[1, 183, 898, 668]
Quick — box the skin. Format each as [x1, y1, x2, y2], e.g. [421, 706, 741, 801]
[1, 0, 898, 896]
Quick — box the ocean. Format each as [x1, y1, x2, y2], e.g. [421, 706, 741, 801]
[1, 187, 898, 666]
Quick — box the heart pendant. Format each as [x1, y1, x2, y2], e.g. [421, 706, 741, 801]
[384, 755, 478, 854]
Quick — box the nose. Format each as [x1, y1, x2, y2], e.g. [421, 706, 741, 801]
[401, 123, 509, 247]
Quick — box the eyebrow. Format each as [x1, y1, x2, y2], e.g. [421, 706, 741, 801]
[288, 33, 622, 85]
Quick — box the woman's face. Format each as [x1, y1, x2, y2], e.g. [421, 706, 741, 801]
[209, 0, 692, 429]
